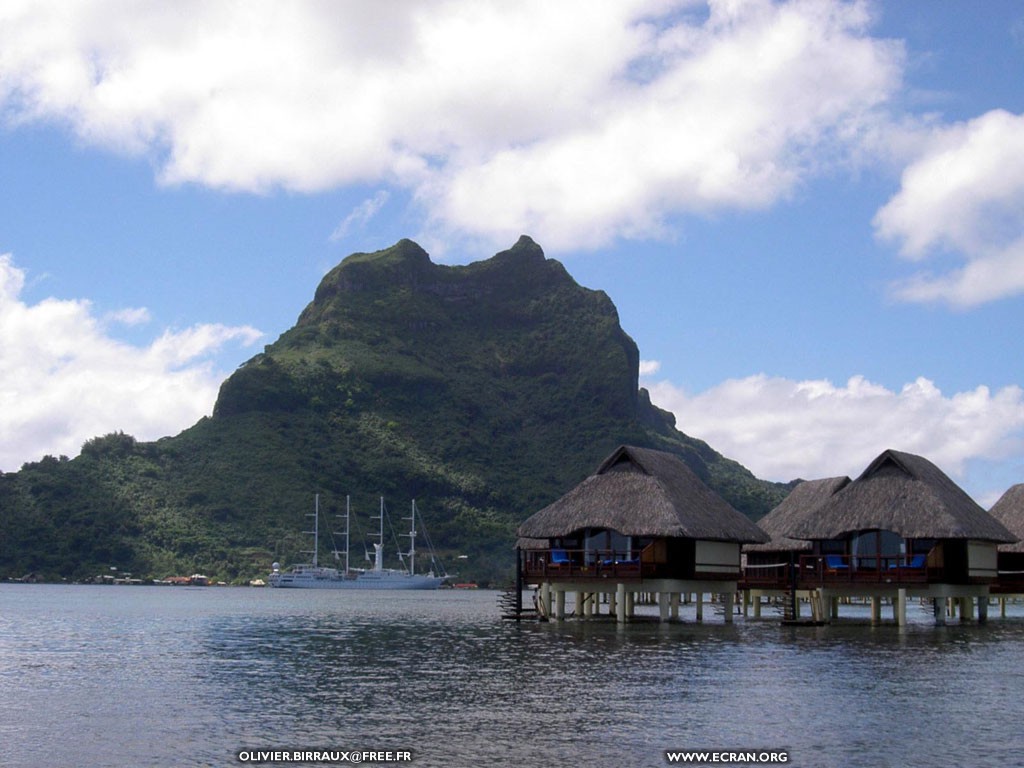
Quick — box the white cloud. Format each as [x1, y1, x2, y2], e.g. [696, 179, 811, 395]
[330, 190, 391, 243]
[639, 359, 662, 376]
[0, 254, 262, 472]
[105, 306, 151, 326]
[875, 109, 1024, 307]
[0, 0, 903, 251]
[425, 0, 903, 250]
[642, 372, 1024, 487]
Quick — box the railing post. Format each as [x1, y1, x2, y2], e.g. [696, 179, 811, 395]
[515, 547, 523, 617]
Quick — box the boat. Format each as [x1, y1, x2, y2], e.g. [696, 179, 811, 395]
[267, 495, 447, 590]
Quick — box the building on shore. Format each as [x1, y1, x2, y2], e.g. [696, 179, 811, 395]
[515, 444, 768, 623]
[770, 449, 1016, 626]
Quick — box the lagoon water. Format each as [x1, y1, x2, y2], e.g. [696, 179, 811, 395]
[2, 584, 1024, 768]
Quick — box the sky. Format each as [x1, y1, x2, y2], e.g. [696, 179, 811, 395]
[1, 0, 1023, 506]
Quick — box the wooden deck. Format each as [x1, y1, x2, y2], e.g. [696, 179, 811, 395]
[522, 548, 738, 583]
[742, 554, 932, 591]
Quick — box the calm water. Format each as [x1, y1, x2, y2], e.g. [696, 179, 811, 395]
[2, 585, 1024, 768]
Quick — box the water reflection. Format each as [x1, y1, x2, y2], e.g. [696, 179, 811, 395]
[4, 585, 1024, 767]
[192, 596, 1024, 766]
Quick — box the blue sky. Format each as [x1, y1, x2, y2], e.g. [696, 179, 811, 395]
[2, 0, 1023, 506]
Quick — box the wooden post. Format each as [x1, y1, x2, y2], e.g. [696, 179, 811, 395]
[696, 592, 704, 622]
[514, 548, 523, 618]
[933, 597, 946, 626]
[809, 591, 821, 623]
[659, 592, 670, 622]
[670, 592, 680, 621]
[977, 595, 989, 624]
[555, 588, 566, 620]
[616, 582, 626, 624]
[959, 596, 973, 623]
[871, 596, 881, 625]
[896, 588, 907, 628]
[723, 591, 734, 624]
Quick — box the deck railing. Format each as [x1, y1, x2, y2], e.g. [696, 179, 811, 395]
[522, 548, 641, 580]
[992, 570, 1024, 594]
[521, 547, 739, 582]
[742, 554, 931, 589]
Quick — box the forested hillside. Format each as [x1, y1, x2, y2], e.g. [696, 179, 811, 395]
[0, 237, 790, 585]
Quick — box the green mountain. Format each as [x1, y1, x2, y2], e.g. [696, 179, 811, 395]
[0, 237, 790, 585]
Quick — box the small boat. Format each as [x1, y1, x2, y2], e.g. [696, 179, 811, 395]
[268, 495, 447, 590]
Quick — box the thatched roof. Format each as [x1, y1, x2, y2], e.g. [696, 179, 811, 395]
[744, 476, 851, 553]
[990, 484, 1024, 553]
[784, 449, 1016, 543]
[516, 445, 769, 544]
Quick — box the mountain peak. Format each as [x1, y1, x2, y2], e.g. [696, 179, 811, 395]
[494, 235, 545, 263]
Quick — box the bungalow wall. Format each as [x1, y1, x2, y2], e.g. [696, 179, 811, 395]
[967, 541, 999, 581]
[640, 538, 741, 580]
[695, 540, 741, 576]
[995, 551, 1024, 593]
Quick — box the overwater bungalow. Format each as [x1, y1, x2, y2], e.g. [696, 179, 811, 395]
[516, 445, 769, 623]
[989, 484, 1024, 600]
[741, 476, 850, 618]
[778, 449, 1016, 625]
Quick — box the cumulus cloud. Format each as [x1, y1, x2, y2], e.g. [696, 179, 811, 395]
[875, 109, 1024, 307]
[642, 371, 1024, 486]
[0, 0, 902, 251]
[0, 254, 262, 472]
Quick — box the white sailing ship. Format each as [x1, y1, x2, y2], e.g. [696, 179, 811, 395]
[268, 496, 447, 590]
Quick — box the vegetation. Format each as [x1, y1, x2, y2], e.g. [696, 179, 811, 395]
[0, 237, 791, 586]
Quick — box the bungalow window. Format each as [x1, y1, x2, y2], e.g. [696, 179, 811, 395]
[583, 528, 631, 563]
[910, 538, 936, 556]
[851, 529, 902, 569]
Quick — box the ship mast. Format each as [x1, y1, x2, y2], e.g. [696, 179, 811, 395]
[371, 496, 385, 573]
[333, 495, 350, 573]
[303, 494, 320, 568]
[403, 500, 419, 576]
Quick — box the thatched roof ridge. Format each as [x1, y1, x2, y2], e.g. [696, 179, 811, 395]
[990, 484, 1024, 553]
[744, 476, 851, 553]
[784, 449, 1016, 543]
[516, 445, 769, 543]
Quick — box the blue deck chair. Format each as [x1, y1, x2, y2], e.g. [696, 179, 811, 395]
[890, 553, 927, 569]
[825, 555, 848, 570]
[550, 549, 570, 565]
